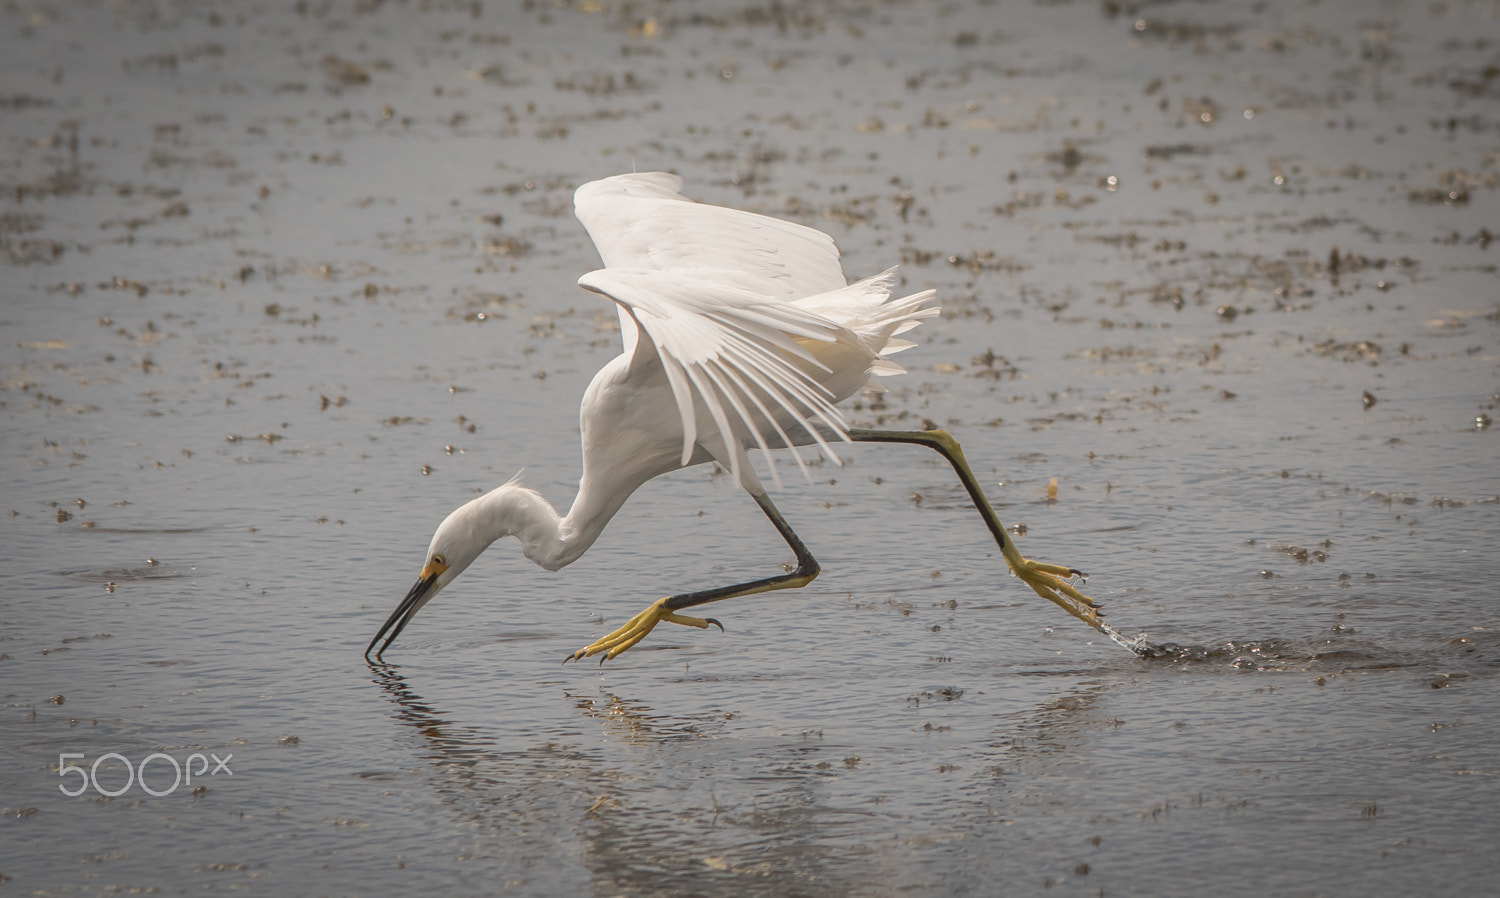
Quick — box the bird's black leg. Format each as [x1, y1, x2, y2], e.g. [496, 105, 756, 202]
[664, 490, 821, 612]
[564, 490, 819, 663]
[847, 427, 1105, 630]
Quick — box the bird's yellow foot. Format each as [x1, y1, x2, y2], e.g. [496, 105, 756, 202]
[564, 597, 723, 665]
[1010, 556, 1105, 629]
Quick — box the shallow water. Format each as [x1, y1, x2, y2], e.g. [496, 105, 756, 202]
[2, 0, 1497, 894]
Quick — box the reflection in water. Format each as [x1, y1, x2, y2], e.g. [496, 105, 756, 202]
[364, 625, 1460, 894]
[1005, 684, 1109, 756]
[367, 663, 883, 895]
[367, 661, 608, 889]
[567, 690, 711, 745]
[368, 662, 500, 762]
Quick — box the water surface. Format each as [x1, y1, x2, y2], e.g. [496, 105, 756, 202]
[2, 0, 1497, 894]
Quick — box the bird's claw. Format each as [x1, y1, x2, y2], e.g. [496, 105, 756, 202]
[563, 597, 723, 665]
[1012, 556, 1105, 625]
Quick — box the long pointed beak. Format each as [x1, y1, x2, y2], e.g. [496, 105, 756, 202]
[366, 564, 442, 661]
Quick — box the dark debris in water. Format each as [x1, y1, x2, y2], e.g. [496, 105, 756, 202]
[1309, 339, 1381, 363]
[907, 686, 965, 706]
[1270, 543, 1330, 564]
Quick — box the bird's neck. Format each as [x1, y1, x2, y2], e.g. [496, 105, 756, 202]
[469, 469, 639, 573]
[468, 483, 584, 572]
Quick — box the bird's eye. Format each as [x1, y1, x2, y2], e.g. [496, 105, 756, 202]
[433, 554, 446, 566]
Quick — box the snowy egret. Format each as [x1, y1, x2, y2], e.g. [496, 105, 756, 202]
[366, 172, 1114, 664]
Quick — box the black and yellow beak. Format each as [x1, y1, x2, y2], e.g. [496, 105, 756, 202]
[365, 557, 447, 661]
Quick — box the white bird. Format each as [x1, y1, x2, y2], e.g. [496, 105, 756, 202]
[366, 172, 1110, 664]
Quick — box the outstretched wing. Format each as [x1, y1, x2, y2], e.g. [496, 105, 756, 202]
[577, 266, 853, 489]
[574, 172, 847, 301]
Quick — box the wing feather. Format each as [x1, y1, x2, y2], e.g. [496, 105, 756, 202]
[681, 362, 747, 480]
[699, 361, 775, 482]
[578, 267, 852, 485]
[572, 173, 938, 489]
[710, 358, 805, 488]
[655, 349, 699, 464]
[575, 173, 847, 300]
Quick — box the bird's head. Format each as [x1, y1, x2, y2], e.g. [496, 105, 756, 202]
[364, 498, 492, 662]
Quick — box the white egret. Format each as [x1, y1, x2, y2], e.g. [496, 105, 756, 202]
[367, 172, 1117, 664]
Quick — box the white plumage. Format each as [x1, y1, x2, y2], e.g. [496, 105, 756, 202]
[365, 172, 937, 660]
[367, 173, 1120, 665]
[575, 172, 936, 488]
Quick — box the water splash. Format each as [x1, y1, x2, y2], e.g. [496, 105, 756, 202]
[1095, 619, 1171, 658]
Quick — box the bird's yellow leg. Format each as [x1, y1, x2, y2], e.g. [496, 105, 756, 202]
[848, 428, 1106, 633]
[565, 491, 819, 664]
